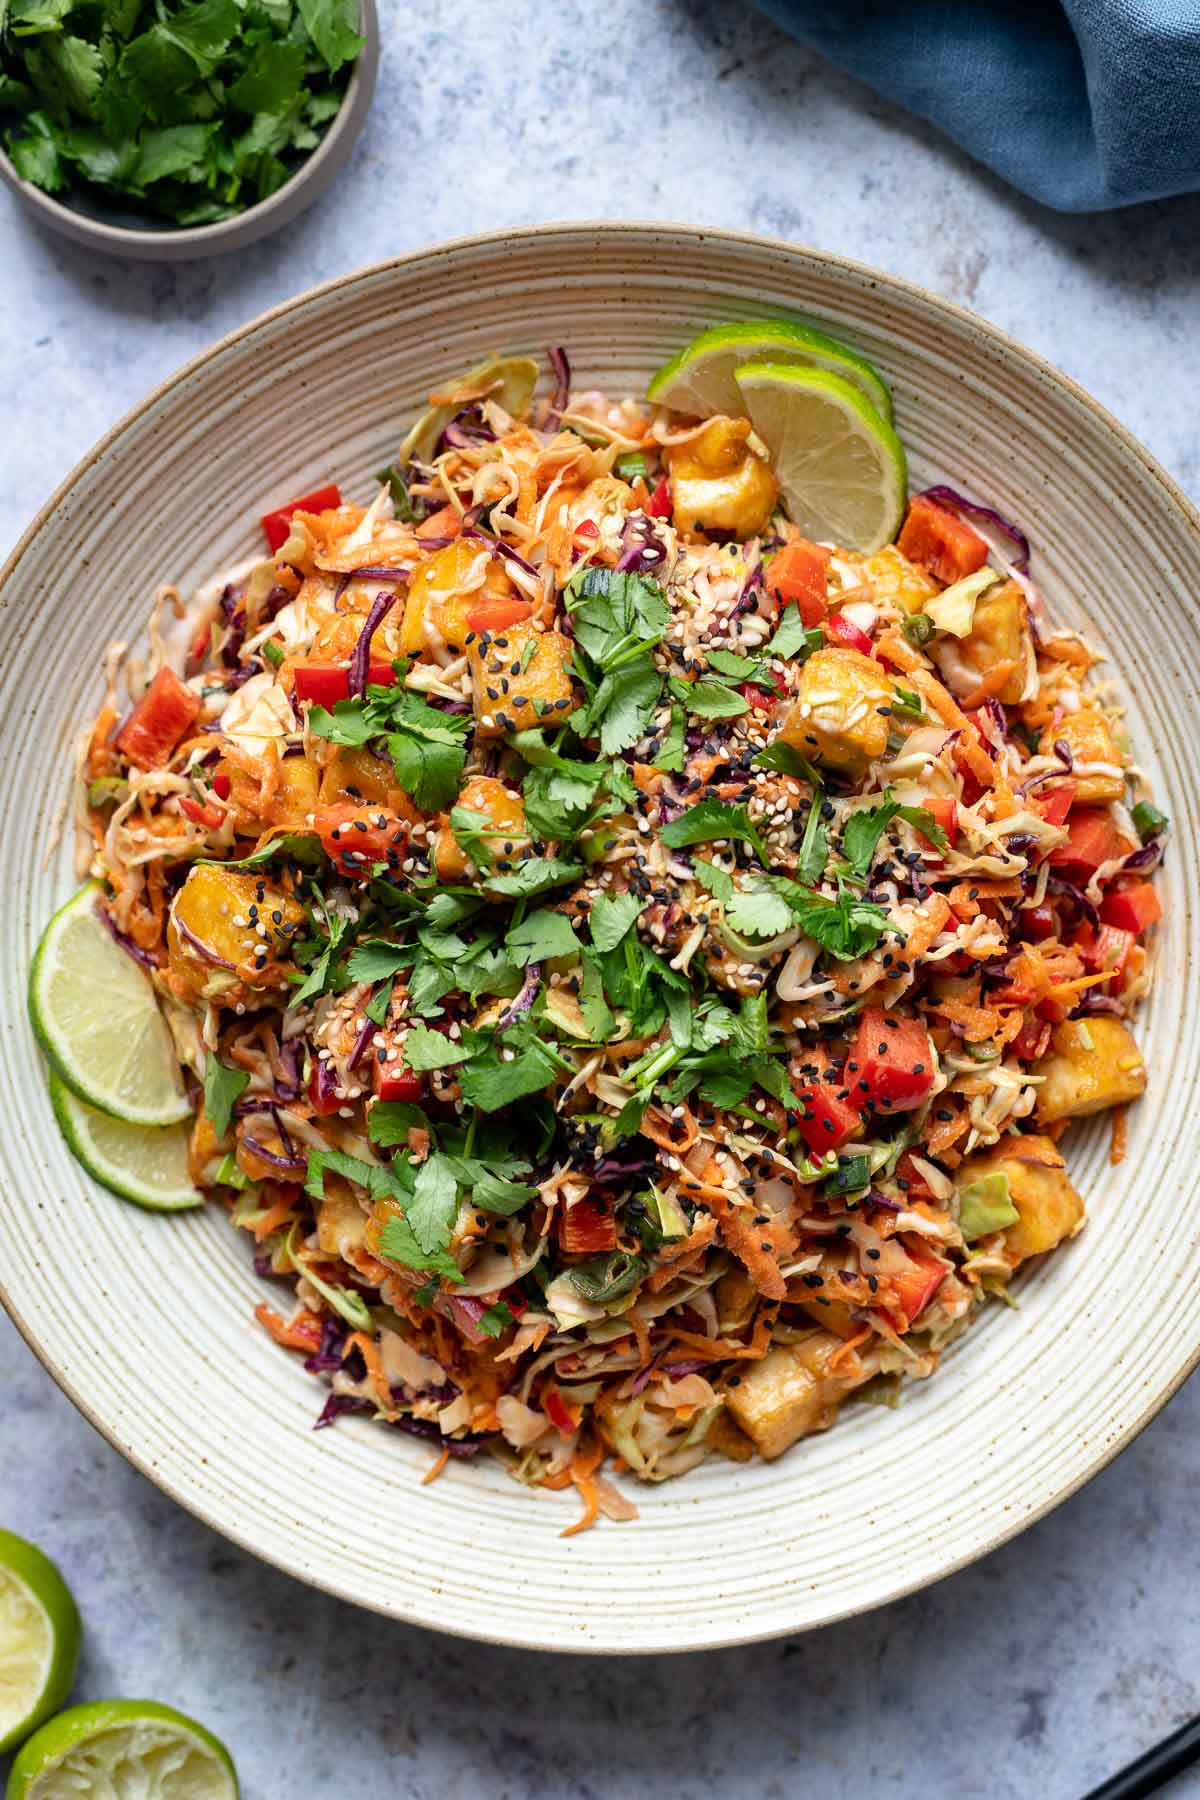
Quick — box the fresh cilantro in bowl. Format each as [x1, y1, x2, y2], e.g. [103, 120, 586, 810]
[0, 0, 363, 227]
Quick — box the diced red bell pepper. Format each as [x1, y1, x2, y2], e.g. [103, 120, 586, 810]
[376, 1067, 424, 1103]
[1100, 880, 1162, 934]
[502, 1288, 529, 1319]
[115, 667, 200, 771]
[575, 519, 599, 539]
[315, 802, 410, 881]
[792, 1052, 863, 1155]
[178, 795, 223, 830]
[1019, 902, 1057, 942]
[1036, 780, 1076, 828]
[543, 1388, 579, 1437]
[897, 494, 988, 586]
[465, 597, 533, 636]
[850, 1007, 936, 1113]
[1087, 923, 1135, 993]
[558, 1193, 618, 1254]
[260, 483, 341, 553]
[416, 505, 463, 540]
[647, 478, 673, 519]
[1011, 1015, 1053, 1061]
[211, 772, 232, 800]
[894, 1150, 937, 1203]
[824, 611, 874, 656]
[879, 1242, 951, 1333]
[1048, 808, 1127, 879]
[765, 538, 831, 625]
[917, 794, 958, 856]
[739, 675, 786, 713]
[293, 661, 399, 706]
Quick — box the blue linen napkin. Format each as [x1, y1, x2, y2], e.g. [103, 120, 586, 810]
[754, 1, 1200, 211]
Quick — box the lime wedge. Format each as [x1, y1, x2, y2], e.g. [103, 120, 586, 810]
[647, 319, 892, 424]
[0, 1532, 80, 1756]
[50, 1074, 201, 1212]
[6, 1699, 238, 1800]
[29, 884, 189, 1127]
[734, 363, 907, 554]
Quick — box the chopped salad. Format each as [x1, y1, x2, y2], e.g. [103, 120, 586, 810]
[73, 341, 1164, 1530]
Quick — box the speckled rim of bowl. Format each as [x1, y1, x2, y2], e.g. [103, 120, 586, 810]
[0, 0, 378, 261]
[2, 221, 1199, 1652]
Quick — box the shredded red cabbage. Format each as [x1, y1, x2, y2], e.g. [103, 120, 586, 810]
[546, 345, 571, 426]
[498, 964, 541, 1029]
[98, 904, 159, 972]
[347, 1017, 375, 1070]
[918, 485, 1031, 573]
[313, 1394, 373, 1431]
[240, 1135, 306, 1175]
[174, 916, 235, 969]
[348, 588, 401, 698]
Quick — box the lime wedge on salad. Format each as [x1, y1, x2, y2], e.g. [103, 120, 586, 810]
[29, 883, 189, 1127]
[49, 1074, 201, 1212]
[646, 318, 893, 424]
[0, 1532, 80, 1757]
[734, 363, 907, 554]
[5, 1700, 239, 1800]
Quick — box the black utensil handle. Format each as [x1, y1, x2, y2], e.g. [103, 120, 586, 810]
[1084, 1715, 1200, 1800]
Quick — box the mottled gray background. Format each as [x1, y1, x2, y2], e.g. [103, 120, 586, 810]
[3, 3, 1200, 1796]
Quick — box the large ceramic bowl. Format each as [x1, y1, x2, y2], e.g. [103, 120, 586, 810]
[2, 224, 1197, 1653]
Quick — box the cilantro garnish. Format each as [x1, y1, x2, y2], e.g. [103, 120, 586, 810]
[764, 606, 823, 661]
[660, 798, 769, 865]
[770, 878, 893, 960]
[841, 790, 948, 883]
[589, 890, 642, 954]
[202, 1056, 248, 1138]
[1, 0, 362, 226]
[669, 675, 748, 719]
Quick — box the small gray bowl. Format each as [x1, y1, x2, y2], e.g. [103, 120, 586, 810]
[0, 0, 377, 261]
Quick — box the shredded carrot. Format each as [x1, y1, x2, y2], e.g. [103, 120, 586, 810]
[958, 661, 1017, 709]
[254, 1302, 322, 1353]
[249, 1192, 297, 1243]
[346, 1330, 393, 1411]
[1110, 1105, 1129, 1166]
[828, 1326, 871, 1375]
[639, 1102, 698, 1155]
[903, 892, 953, 961]
[875, 629, 922, 674]
[421, 1447, 451, 1485]
[1041, 635, 1092, 669]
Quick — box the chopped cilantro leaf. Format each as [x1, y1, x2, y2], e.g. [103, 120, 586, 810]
[660, 798, 768, 865]
[589, 889, 642, 954]
[403, 1024, 470, 1071]
[764, 606, 823, 661]
[202, 1056, 248, 1139]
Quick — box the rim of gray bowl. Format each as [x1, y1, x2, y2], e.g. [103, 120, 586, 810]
[0, 0, 378, 261]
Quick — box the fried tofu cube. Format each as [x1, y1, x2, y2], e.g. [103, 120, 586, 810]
[777, 645, 893, 778]
[1035, 1018, 1147, 1124]
[318, 745, 414, 815]
[666, 417, 779, 540]
[724, 1331, 849, 1460]
[932, 579, 1028, 705]
[468, 626, 573, 739]
[1040, 706, 1125, 803]
[433, 775, 530, 880]
[315, 1176, 369, 1261]
[859, 544, 940, 615]
[216, 753, 319, 835]
[959, 1134, 1085, 1262]
[400, 539, 516, 655]
[167, 864, 305, 1005]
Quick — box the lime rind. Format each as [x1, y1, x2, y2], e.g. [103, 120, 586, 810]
[0, 1532, 80, 1757]
[734, 361, 907, 554]
[647, 318, 893, 423]
[50, 1074, 201, 1213]
[5, 1698, 239, 1800]
[29, 884, 190, 1128]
